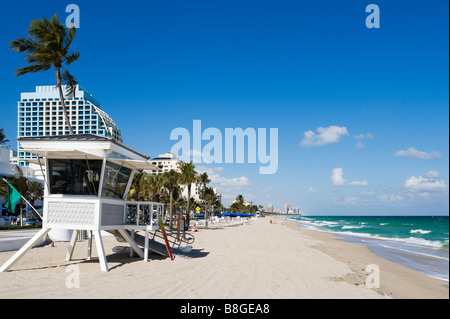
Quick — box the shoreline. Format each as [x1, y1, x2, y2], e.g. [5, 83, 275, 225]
[0, 218, 447, 299]
[278, 218, 448, 298]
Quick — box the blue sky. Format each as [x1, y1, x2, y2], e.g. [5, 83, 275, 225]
[0, 0, 448, 215]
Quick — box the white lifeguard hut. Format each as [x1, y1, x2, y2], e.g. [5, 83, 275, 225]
[0, 134, 165, 272]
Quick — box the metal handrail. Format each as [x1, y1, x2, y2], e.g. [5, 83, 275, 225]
[123, 201, 165, 227]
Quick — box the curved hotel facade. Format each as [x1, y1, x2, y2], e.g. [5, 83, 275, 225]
[17, 85, 122, 167]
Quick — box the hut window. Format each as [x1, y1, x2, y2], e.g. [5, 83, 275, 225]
[101, 161, 132, 199]
[48, 159, 102, 195]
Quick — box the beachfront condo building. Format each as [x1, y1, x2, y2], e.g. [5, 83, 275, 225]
[148, 152, 217, 203]
[284, 202, 292, 214]
[17, 85, 122, 168]
[149, 153, 181, 174]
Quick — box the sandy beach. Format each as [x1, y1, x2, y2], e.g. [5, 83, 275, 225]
[0, 217, 447, 299]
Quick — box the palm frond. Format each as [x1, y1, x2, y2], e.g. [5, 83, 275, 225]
[63, 27, 76, 56]
[12, 14, 81, 107]
[61, 69, 78, 98]
[9, 37, 38, 53]
[15, 64, 51, 76]
[64, 50, 80, 65]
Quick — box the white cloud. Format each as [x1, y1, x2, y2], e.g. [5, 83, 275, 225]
[344, 197, 358, 205]
[355, 140, 365, 149]
[353, 133, 374, 140]
[331, 168, 346, 185]
[394, 147, 441, 160]
[404, 171, 447, 192]
[183, 149, 204, 163]
[196, 166, 251, 201]
[329, 195, 361, 206]
[349, 180, 369, 186]
[309, 186, 322, 193]
[353, 133, 373, 149]
[300, 125, 348, 147]
[331, 168, 368, 186]
[376, 172, 448, 206]
[380, 193, 404, 203]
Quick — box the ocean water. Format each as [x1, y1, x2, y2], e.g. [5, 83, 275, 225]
[288, 215, 449, 282]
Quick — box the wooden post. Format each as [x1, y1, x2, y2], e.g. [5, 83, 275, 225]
[0, 228, 51, 272]
[117, 229, 144, 259]
[144, 229, 149, 262]
[87, 230, 93, 260]
[94, 231, 109, 272]
[65, 229, 79, 261]
[129, 229, 135, 257]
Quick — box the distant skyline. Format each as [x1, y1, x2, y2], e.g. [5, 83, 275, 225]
[0, 0, 448, 215]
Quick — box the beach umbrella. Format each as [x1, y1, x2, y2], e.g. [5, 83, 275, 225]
[219, 212, 232, 217]
[194, 214, 205, 218]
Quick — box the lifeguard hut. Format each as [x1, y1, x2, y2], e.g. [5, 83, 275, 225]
[0, 134, 165, 272]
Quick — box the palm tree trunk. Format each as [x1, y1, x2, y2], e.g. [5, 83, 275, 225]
[56, 67, 74, 135]
[185, 185, 191, 231]
[169, 190, 173, 229]
[203, 182, 208, 227]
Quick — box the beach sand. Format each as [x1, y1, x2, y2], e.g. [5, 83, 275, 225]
[0, 217, 447, 299]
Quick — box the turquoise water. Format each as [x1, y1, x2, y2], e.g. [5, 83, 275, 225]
[288, 216, 449, 281]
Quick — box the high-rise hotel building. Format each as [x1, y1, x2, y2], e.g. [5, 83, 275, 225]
[17, 85, 122, 166]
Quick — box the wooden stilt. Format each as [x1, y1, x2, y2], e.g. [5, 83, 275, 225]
[129, 229, 135, 257]
[0, 228, 51, 272]
[144, 229, 149, 262]
[87, 230, 93, 260]
[94, 231, 109, 272]
[117, 229, 144, 259]
[65, 229, 79, 261]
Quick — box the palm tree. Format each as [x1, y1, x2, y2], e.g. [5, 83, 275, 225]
[178, 161, 198, 230]
[0, 180, 7, 199]
[128, 173, 164, 202]
[10, 14, 80, 134]
[162, 170, 181, 229]
[235, 194, 244, 212]
[203, 187, 220, 215]
[27, 180, 44, 215]
[198, 172, 211, 226]
[0, 129, 9, 145]
[146, 174, 164, 202]
[127, 170, 145, 201]
[230, 194, 245, 213]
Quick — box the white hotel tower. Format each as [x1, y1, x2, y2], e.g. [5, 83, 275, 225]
[17, 85, 122, 167]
